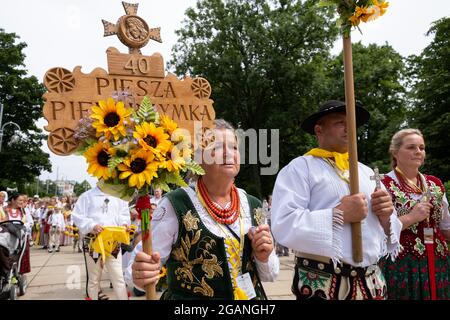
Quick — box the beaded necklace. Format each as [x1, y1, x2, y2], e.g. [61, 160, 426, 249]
[196, 184, 248, 299]
[7, 207, 21, 219]
[197, 178, 240, 225]
[394, 167, 424, 194]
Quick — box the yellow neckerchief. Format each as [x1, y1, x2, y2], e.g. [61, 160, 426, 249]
[305, 148, 349, 172]
[323, 158, 350, 184]
[196, 186, 248, 300]
[90, 226, 130, 263]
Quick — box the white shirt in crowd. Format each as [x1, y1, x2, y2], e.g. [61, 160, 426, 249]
[71, 187, 130, 236]
[48, 211, 66, 230]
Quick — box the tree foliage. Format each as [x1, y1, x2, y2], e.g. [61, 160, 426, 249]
[170, 0, 339, 197]
[74, 180, 92, 196]
[408, 17, 450, 181]
[325, 42, 407, 173]
[0, 29, 51, 191]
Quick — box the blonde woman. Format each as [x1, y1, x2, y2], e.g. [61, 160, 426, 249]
[381, 128, 450, 299]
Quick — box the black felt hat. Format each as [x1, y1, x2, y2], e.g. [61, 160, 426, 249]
[300, 100, 370, 135]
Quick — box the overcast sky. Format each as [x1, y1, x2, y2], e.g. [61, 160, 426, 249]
[0, 0, 449, 186]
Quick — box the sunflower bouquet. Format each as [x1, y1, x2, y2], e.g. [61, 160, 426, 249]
[319, 0, 389, 36]
[74, 93, 204, 200]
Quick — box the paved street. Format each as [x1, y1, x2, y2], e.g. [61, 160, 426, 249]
[19, 245, 295, 300]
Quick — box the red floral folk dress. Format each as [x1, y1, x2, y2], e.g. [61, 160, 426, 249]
[381, 171, 450, 299]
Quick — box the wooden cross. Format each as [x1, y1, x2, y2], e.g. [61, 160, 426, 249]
[421, 188, 434, 203]
[370, 167, 385, 190]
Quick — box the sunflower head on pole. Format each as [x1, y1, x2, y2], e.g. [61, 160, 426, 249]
[319, 0, 389, 37]
[74, 92, 205, 201]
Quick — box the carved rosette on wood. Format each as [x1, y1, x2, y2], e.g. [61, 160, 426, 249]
[42, 2, 215, 156]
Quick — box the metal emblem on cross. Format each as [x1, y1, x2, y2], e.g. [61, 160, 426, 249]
[421, 187, 434, 203]
[254, 208, 267, 226]
[370, 167, 385, 190]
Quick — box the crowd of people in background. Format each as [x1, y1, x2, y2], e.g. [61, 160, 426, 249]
[1, 194, 78, 253]
[0, 187, 165, 300]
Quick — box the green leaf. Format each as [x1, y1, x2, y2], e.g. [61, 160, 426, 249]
[115, 149, 128, 157]
[318, 0, 339, 7]
[74, 138, 97, 156]
[184, 160, 205, 176]
[137, 96, 159, 123]
[151, 178, 171, 192]
[107, 156, 125, 172]
[165, 171, 188, 187]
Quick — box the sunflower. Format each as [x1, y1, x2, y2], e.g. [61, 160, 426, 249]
[84, 142, 116, 180]
[160, 115, 178, 135]
[161, 145, 191, 172]
[349, 14, 361, 26]
[360, 5, 377, 23]
[373, 0, 389, 16]
[133, 121, 172, 157]
[117, 150, 159, 188]
[90, 98, 132, 141]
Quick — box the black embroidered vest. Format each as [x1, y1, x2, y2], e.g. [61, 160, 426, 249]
[161, 188, 267, 300]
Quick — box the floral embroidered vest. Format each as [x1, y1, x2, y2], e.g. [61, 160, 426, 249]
[161, 188, 267, 300]
[382, 174, 448, 259]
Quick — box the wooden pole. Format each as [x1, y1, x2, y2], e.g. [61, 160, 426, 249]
[142, 217, 157, 299]
[343, 35, 363, 263]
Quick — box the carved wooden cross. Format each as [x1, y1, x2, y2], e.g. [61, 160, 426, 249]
[102, 1, 162, 54]
[370, 167, 385, 190]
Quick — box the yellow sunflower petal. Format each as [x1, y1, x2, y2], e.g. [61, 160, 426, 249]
[129, 174, 138, 187]
[91, 105, 104, 116]
[137, 173, 145, 189]
[98, 100, 108, 111]
[119, 171, 132, 179]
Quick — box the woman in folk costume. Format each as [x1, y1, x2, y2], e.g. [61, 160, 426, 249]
[4, 193, 31, 274]
[380, 129, 450, 299]
[132, 119, 279, 299]
[271, 100, 402, 300]
[41, 198, 57, 250]
[61, 203, 73, 246]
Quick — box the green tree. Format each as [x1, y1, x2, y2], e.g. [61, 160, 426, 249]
[0, 29, 51, 191]
[409, 18, 450, 181]
[170, 0, 339, 197]
[325, 42, 408, 172]
[74, 180, 92, 196]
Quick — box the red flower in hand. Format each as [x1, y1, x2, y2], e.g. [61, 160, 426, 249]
[135, 195, 151, 220]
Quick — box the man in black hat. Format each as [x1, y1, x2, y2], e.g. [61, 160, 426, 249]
[271, 100, 402, 300]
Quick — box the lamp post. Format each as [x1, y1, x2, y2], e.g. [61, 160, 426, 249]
[0, 102, 21, 152]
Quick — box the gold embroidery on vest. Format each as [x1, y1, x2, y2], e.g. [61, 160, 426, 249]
[172, 210, 224, 297]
